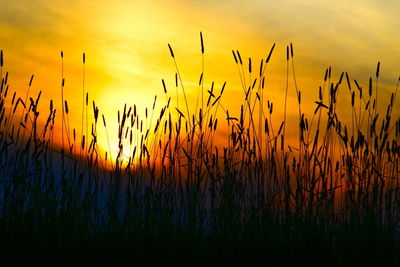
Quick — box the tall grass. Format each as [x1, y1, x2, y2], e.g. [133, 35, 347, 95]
[0, 36, 400, 265]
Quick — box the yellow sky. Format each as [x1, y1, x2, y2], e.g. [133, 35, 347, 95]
[1, 0, 399, 159]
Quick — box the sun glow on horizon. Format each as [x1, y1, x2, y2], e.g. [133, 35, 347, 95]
[1, 0, 400, 166]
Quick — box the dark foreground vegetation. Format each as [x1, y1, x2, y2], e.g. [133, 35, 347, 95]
[1, 37, 400, 265]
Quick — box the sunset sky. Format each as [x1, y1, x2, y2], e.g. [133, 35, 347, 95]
[1, 0, 399, 157]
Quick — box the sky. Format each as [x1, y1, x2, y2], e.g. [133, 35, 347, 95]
[1, 0, 399, 158]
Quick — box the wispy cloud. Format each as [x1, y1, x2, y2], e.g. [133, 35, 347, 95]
[1, 0, 399, 151]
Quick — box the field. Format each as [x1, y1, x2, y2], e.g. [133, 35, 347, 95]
[0, 38, 400, 266]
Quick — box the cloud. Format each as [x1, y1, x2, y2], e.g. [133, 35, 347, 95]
[1, 0, 399, 147]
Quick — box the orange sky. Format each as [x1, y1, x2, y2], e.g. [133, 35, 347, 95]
[1, 0, 399, 160]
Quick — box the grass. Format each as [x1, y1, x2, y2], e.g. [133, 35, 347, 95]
[0, 34, 400, 266]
